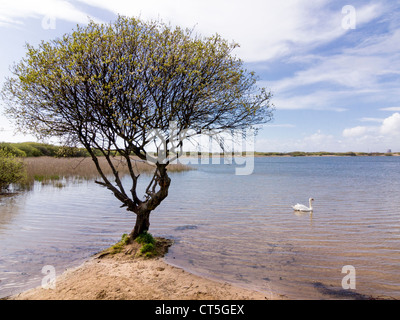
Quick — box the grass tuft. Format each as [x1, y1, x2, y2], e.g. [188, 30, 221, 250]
[135, 231, 157, 257]
[135, 231, 155, 245]
[109, 233, 130, 254]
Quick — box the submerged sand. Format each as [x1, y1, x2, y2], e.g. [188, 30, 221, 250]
[9, 238, 274, 300]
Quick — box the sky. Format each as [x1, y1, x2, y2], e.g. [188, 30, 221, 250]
[0, 0, 399, 152]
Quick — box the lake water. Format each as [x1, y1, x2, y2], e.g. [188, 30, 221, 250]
[1, 156, 399, 299]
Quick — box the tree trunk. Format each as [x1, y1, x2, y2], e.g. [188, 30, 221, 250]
[128, 164, 171, 242]
[129, 211, 151, 241]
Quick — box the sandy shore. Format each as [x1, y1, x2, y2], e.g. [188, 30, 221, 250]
[9, 238, 274, 300]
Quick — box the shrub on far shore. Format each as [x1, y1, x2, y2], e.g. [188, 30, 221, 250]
[0, 149, 26, 191]
[0, 142, 92, 158]
[0, 142, 27, 157]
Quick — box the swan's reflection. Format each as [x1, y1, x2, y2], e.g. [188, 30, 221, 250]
[293, 210, 313, 227]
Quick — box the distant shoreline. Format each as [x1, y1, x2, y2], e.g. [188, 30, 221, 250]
[177, 151, 400, 158]
[2, 141, 398, 158]
[253, 151, 400, 157]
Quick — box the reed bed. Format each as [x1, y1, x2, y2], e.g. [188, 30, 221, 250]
[20, 156, 192, 188]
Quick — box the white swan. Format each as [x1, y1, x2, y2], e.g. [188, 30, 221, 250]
[292, 198, 314, 212]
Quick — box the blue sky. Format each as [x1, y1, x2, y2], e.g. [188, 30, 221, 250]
[0, 0, 400, 152]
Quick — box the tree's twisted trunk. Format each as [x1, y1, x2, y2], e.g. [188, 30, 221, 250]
[128, 163, 171, 241]
[130, 210, 151, 240]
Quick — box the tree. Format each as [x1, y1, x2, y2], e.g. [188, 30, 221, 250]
[1, 16, 273, 240]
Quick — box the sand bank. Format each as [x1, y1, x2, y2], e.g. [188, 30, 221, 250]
[9, 238, 274, 300]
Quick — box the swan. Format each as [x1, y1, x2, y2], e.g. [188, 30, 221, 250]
[292, 198, 314, 212]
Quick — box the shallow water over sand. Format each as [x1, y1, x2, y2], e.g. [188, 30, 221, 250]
[1, 156, 400, 299]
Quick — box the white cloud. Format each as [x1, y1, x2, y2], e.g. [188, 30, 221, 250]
[267, 4, 399, 112]
[338, 113, 400, 151]
[271, 47, 399, 94]
[380, 112, 400, 135]
[5, 0, 381, 62]
[303, 130, 335, 146]
[351, 28, 400, 56]
[75, 0, 385, 62]
[342, 112, 400, 140]
[0, 15, 24, 27]
[257, 113, 400, 153]
[380, 107, 400, 112]
[270, 90, 348, 112]
[343, 113, 400, 137]
[343, 126, 371, 138]
[359, 117, 384, 123]
[0, 0, 100, 28]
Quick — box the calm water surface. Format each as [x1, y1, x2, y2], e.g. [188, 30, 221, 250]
[1, 156, 399, 299]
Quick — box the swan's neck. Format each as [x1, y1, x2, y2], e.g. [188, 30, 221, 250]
[309, 199, 313, 210]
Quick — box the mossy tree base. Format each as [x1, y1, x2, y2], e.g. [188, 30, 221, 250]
[97, 233, 173, 260]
